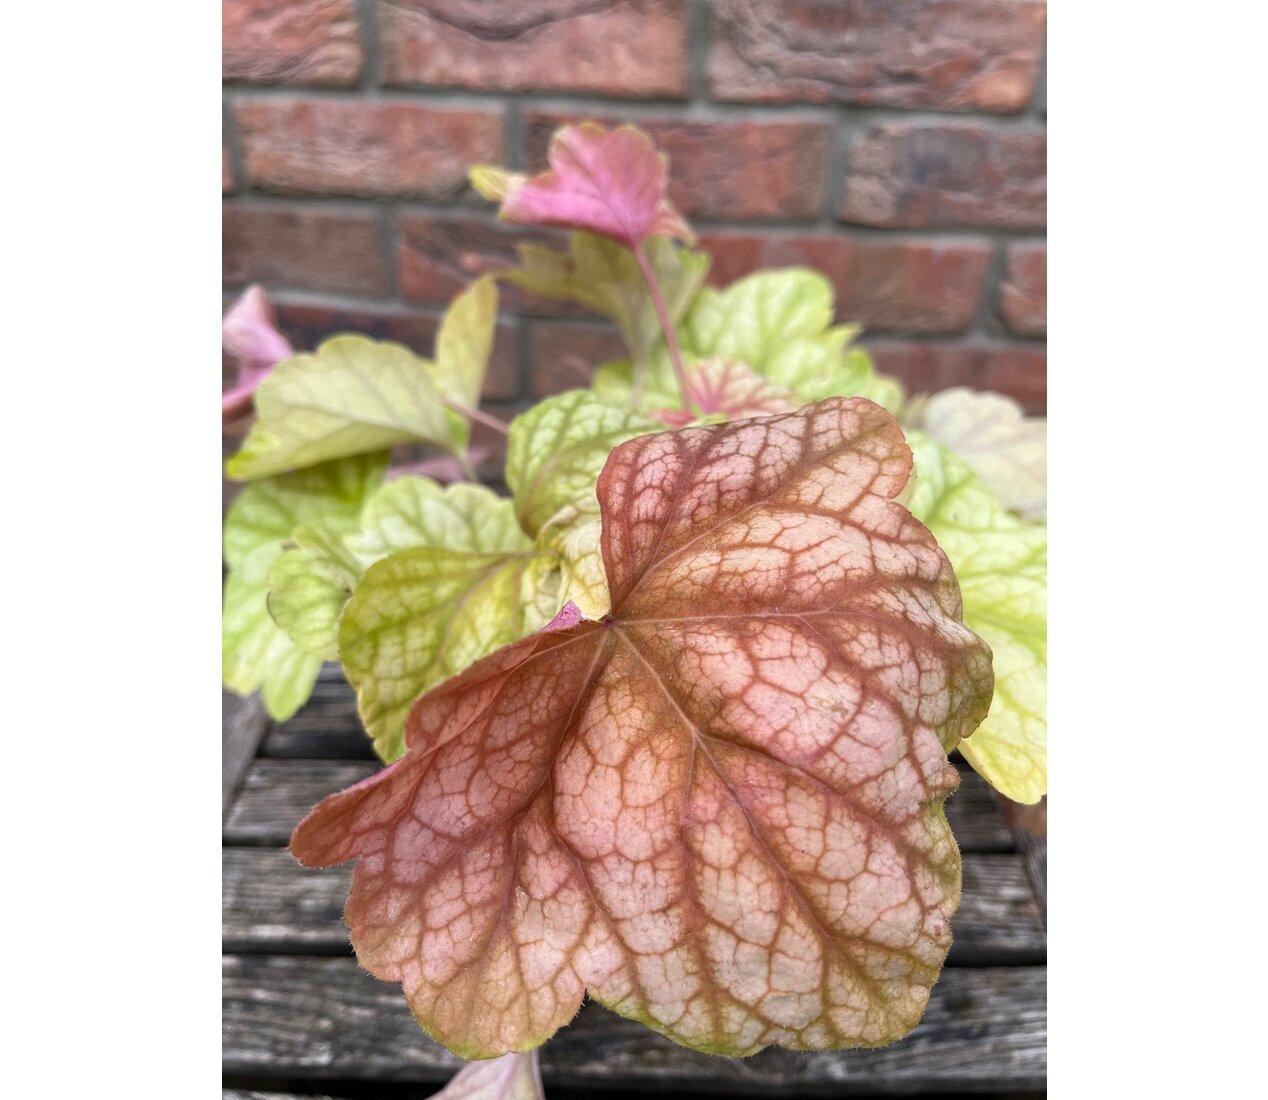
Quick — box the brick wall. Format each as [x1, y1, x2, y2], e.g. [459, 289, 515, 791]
[223, 1, 1047, 417]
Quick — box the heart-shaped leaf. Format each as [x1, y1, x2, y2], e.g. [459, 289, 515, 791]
[223, 453, 387, 718]
[905, 433, 1046, 803]
[594, 269, 903, 418]
[335, 478, 553, 762]
[685, 269, 903, 412]
[504, 390, 659, 536]
[226, 336, 461, 480]
[907, 388, 1046, 522]
[266, 535, 356, 661]
[655, 357, 796, 426]
[472, 123, 694, 249]
[293, 399, 993, 1057]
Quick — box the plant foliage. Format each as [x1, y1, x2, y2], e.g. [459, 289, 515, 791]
[221, 121, 1048, 1073]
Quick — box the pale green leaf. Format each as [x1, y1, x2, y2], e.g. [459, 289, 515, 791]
[906, 432, 1047, 803]
[223, 453, 388, 566]
[683, 268, 837, 364]
[537, 500, 609, 619]
[504, 390, 658, 536]
[340, 547, 554, 762]
[591, 349, 683, 412]
[223, 542, 323, 721]
[273, 475, 534, 670]
[226, 336, 458, 480]
[349, 477, 531, 564]
[333, 475, 556, 760]
[433, 276, 499, 446]
[222, 454, 387, 718]
[506, 233, 709, 369]
[908, 387, 1046, 521]
[683, 268, 904, 413]
[266, 543, 354, 661]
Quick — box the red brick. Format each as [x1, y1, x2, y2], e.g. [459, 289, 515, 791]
[973, 344, 1046, 412]
[527, 321, 628, 397]
[525, 111, 831, 221]
[698, 231, 991, 334]
[223, 0, 363, 86]
[396, 214, 590, 315]
[841, 122, 1045, 229]
[1000, 242, 1046, 336]
[377, 0, 688, 96]
[868, 341, 1046, 412]
[233, 98, 504, 198]
[709, 0, 1045, 112]
[223, 203, 388, 297]
[274, 299, 519, 399]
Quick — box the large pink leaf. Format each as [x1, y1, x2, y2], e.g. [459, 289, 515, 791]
[480, 123, 693, 249]
[656, 357, 797, 427]
[293, 398, 993, 1058]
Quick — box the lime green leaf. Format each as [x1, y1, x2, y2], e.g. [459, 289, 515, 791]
[906, 433, 1047, 803]
[506, 233, 709, 368]
[684, 268, 837, 363]
[591, 349, 683, 412]
[222, 455, 388, 718]
[908, 387, 1046, 521]
[433, 276, 499, 448]
[537, 501, 609, 619]
[226, 336, 458, 480]
[335, 476, 554, 760]
[349, 477, 528, 563]
[223, 542, 322, 720]
[504, 390, 658, 536]
[266, 543, 354, 661]
[223, 453, 388, 567]
[681, 268, 904, 413]
[273, 475, 536, 679]
[468, 164, 522, 203]
[341, 548, 553, 762]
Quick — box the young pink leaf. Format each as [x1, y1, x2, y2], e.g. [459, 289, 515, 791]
[474, 123, 694, 249]
[293, 398, 993, 1058]
[655, 357, 797, 426]
[426, 1051, 543, 1100]
[222, 285, 293, 428]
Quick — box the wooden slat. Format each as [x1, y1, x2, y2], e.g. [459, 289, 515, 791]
[224, 759, 1015, 853]
[224, 1094, 336, 1100]
[223, 956, 1045, 1093]
[1004, 798, 1048, 923]
[259, 668, 374, 761]
[223, 847, 1043, 965]
[1015, 833, 1047, 922]
[223, 690, 268, 819]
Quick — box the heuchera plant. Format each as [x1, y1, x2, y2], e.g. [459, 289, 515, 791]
[223, 124, 1048, 1095]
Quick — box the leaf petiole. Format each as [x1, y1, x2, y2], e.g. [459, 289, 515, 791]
[632, 240, 697, 416]
[443, 397, 511, 437]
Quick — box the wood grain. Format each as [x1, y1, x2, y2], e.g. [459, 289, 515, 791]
[223, 955, 1045, 1093]
[223, 846, 1044, 965]
[223, 690, 268, 819]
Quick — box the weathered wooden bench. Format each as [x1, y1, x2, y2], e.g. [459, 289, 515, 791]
[223, 666, 1047, 1097]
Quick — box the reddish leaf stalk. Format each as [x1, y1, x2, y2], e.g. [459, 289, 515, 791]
[443, 398, 510, 437]
[632, 241, 696, 415]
